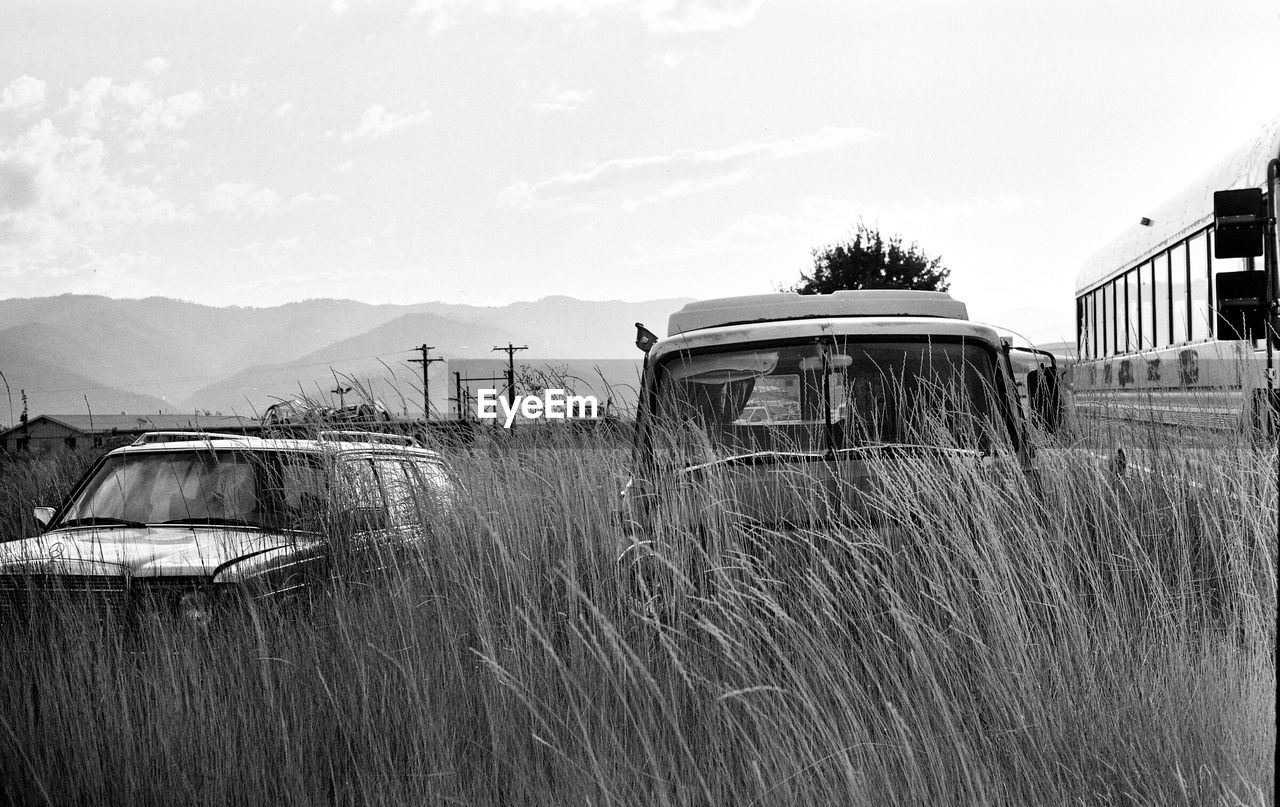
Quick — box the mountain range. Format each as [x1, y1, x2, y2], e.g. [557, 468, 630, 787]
[0, 294, 690, 424]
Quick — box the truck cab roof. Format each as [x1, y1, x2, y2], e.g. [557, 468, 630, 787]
[652, 291, 997, 362]
[667, 290, 968, 336]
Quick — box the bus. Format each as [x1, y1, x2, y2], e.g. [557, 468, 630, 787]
[1072, 117, 1280, 432]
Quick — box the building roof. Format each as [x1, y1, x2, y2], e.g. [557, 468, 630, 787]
[0, 413, 257, 439]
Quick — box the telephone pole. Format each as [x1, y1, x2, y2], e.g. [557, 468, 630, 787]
[409, 344, 444, 420]
[330, 384, 352, 409]
[0, 369, 11, 430]
[492, 343, 528, 408]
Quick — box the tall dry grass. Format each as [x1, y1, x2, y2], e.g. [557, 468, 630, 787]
[0, 413, 1274, 806]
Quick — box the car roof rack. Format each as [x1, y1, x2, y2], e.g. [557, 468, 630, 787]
[318, 430, 420, 447]
[131, 431, 251, 446]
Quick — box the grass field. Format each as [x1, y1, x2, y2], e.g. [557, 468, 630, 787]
[0, 416, 1274, 806]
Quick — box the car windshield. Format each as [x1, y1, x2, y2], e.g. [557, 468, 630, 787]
[53, 450, 328, 531]
[652, 338, 1008, 464]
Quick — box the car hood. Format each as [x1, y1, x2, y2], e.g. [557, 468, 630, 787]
[0, 526, 322, 579]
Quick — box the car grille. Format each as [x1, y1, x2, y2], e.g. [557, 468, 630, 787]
[0, 574, 134, 627]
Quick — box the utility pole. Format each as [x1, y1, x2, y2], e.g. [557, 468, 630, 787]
[0, 369, 11, 430]
[331, 384, 352, 409]
[492, 343, 528, 409]
[409, 344, 444, 421]
[454, 371, 465, 420]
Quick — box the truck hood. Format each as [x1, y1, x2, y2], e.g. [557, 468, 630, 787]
[0, 526, 322, 579]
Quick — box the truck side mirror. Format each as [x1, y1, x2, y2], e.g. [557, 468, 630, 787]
[1026, 367, 1062, 434]
[635, 322, 657, 354]
[1008, 346, 1063, 435]
[1215, 270, 1268, 340]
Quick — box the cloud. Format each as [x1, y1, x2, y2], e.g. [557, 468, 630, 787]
[60, 77, 206, 151]
[62, 76, 113, 130]
[501, 126, 880, 207]
[121, 90, 205, 151]
[288, 191, 342, 207]
[640, 0, 763, 33]
[0, 76, 47, 114]
[274, 102, 296, 117]
[214, 81, 253, 103]
[321, 0, 760, 34]
[143, 57, 170, 75]
[203, 183, 342, 218]
[647, 50, 686, 69]
[619, 170, 749, 210]
[532, 87, 588, 112]
[342, 104, 433, 141]
[0, 119, 185, 253]
[408, 0, 459, 33]
[0, 158, 40, 212]
[511, 0, 761, 32]
[204, 182, 283, 218]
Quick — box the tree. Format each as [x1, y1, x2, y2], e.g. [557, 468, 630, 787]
[788, 222, 950, 294]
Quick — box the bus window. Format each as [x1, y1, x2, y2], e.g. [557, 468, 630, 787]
[1113, 278, 1125, 353]
[1170, 242, 1189, 344]
[1102, 282, 1113, 356]
[1189, 231, 1209, 341]
[1077, 297, 1087, 359]
[1152, 251, 1169, 347]
[1090, 292, 1099, 359]
[1137, 260, 1153, 349]
[1125, 269, 1139, 352]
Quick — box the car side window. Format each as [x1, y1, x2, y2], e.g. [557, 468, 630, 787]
[335, 457, 386, 513]
[370, 456, 426, 527]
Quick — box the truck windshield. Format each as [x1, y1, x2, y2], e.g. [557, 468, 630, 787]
[652, 339, 1008, 463]
[53, 450, 328, 532]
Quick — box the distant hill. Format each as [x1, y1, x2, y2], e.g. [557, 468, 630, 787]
[0, 295, 417, 402]
[0, 343, 171, 422]
[0, 294, 691, 421]
[185, 312, 524, 416]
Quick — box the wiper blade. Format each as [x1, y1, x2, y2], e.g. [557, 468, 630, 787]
[159, 518, 263, 528]
[55, 516, 148, 529]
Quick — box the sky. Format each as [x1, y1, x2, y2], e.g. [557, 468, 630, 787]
[1, 0, 1277, 345]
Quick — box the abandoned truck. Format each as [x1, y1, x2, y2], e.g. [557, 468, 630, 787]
[618, 290, 1061, 587]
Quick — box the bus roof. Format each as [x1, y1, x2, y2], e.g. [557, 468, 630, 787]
[1075, 116, 1280, 294]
